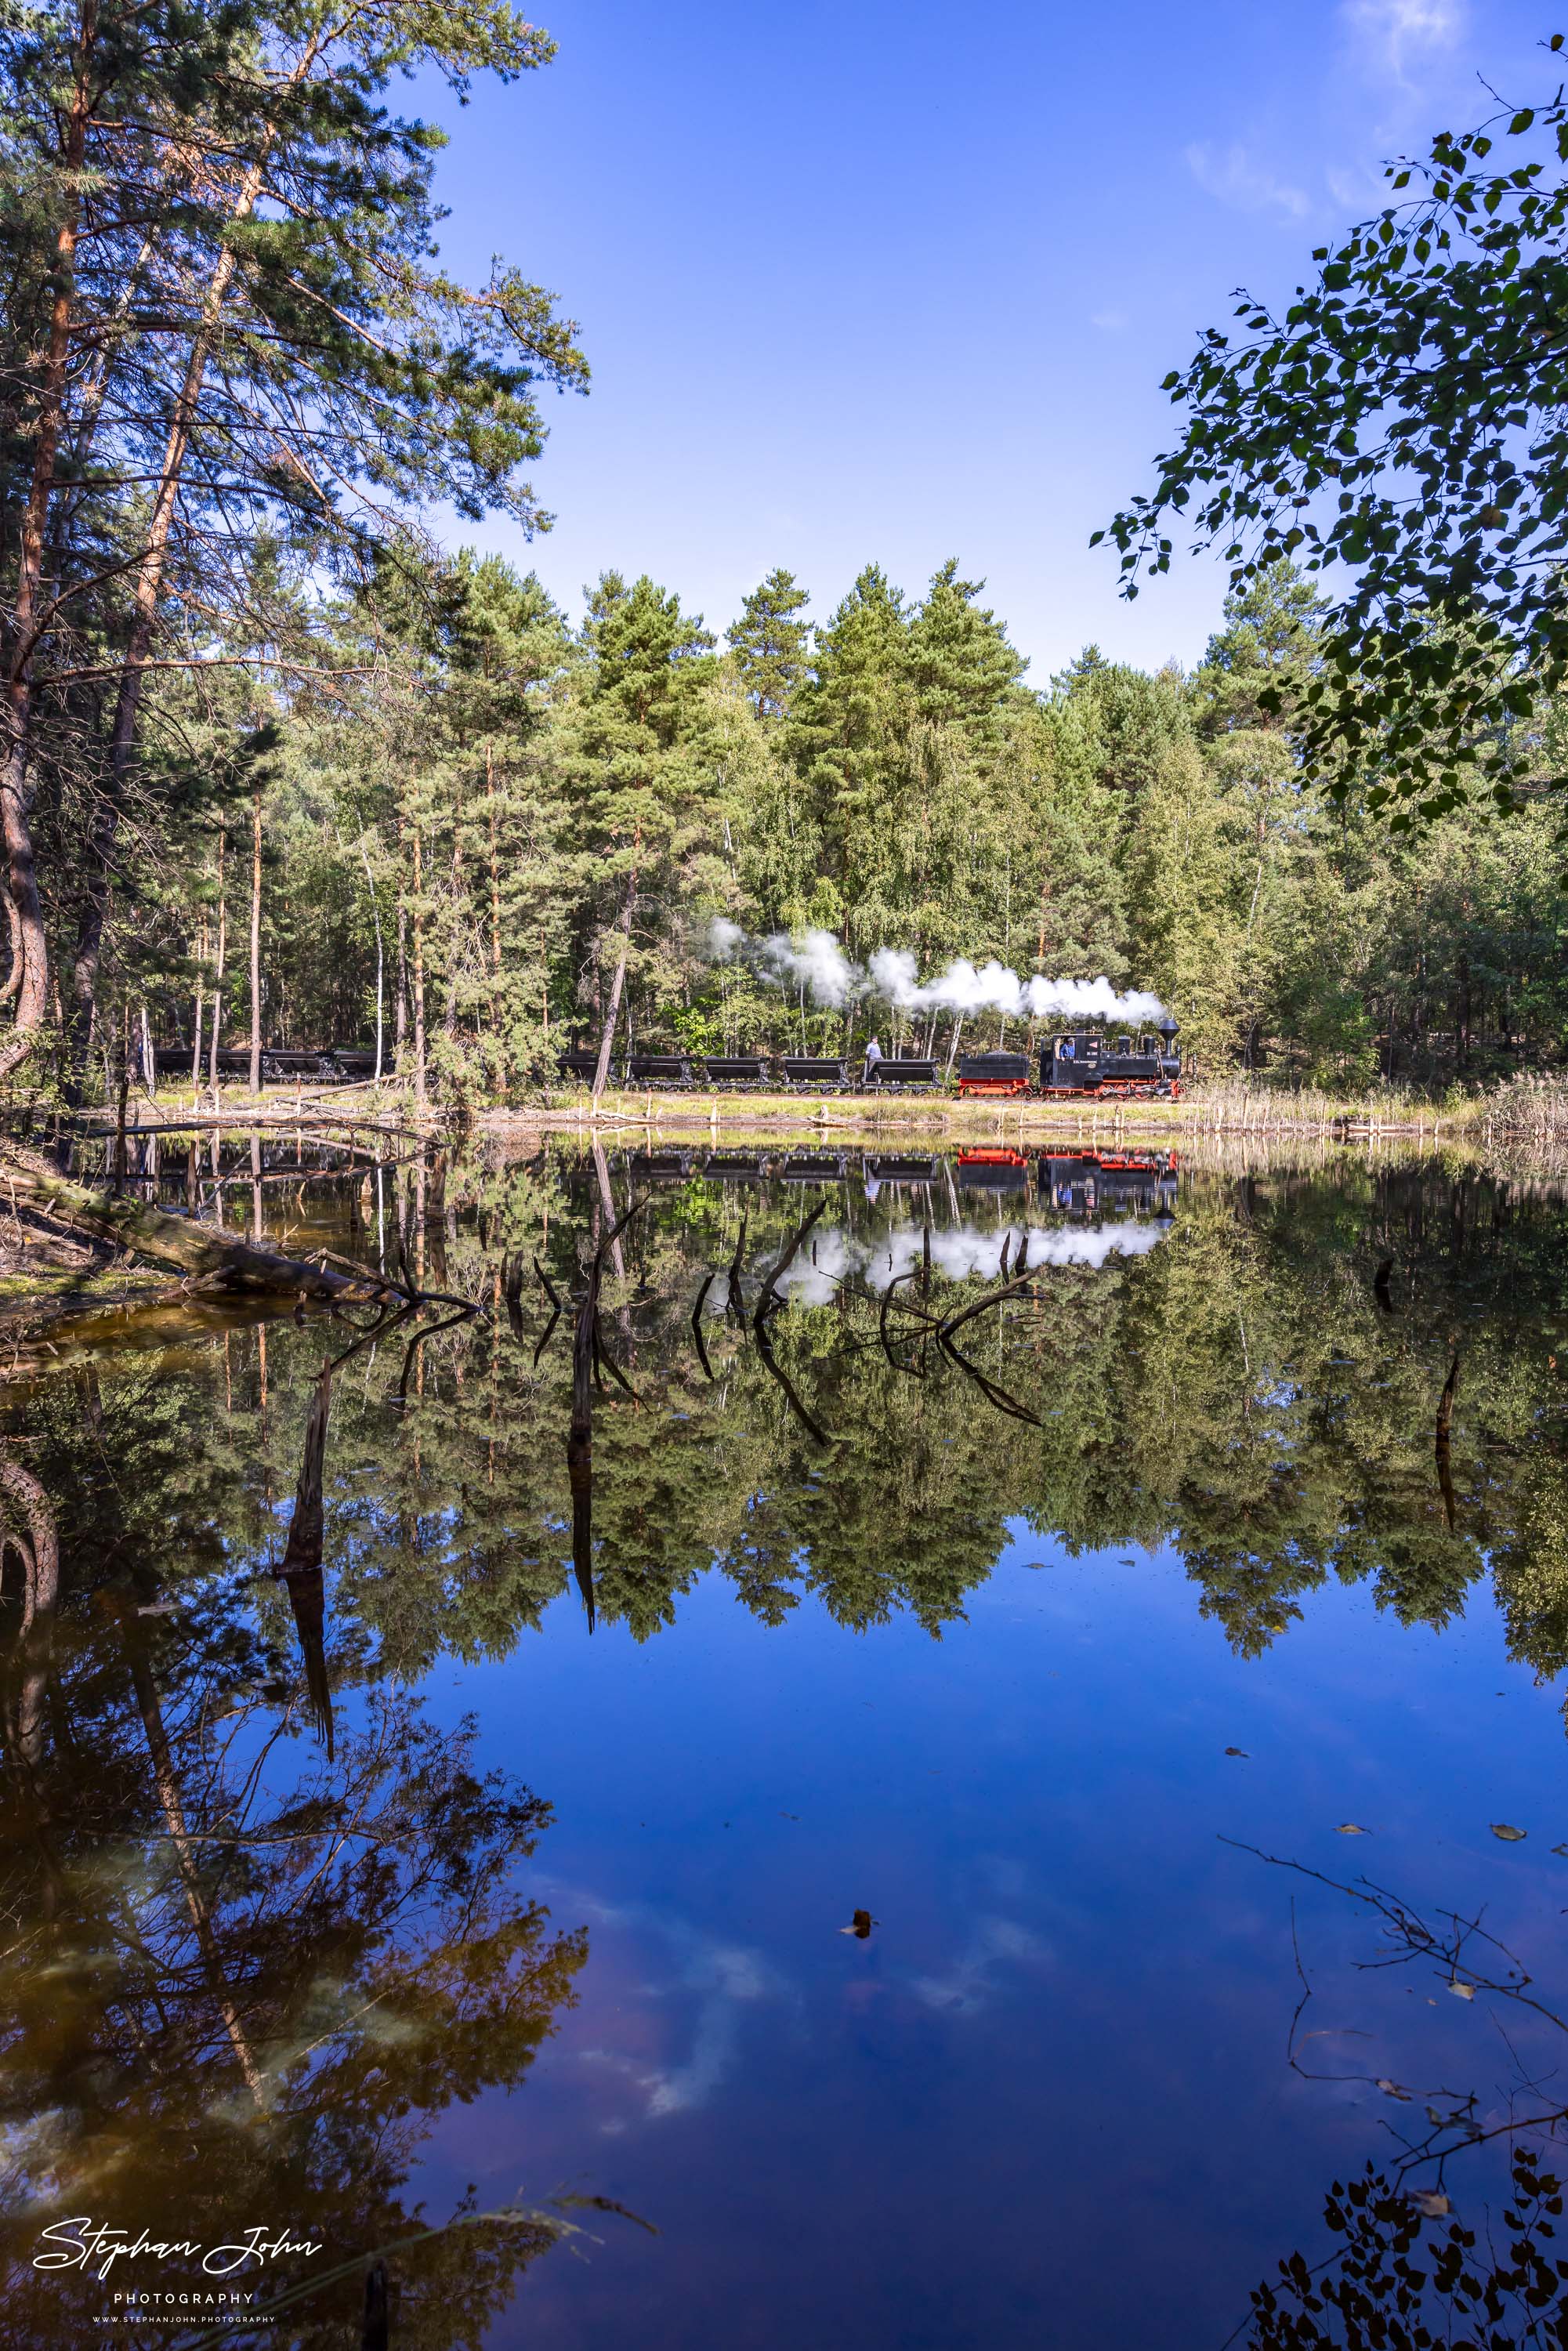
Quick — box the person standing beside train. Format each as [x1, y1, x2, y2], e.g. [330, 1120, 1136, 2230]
[863, 1032, 883, 1086]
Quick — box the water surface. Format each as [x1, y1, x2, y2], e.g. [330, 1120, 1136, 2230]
[5, 1136, 1568, 2347]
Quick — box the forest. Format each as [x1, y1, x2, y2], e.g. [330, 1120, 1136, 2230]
[2, 0, 1566, 1116]
[38, 536, 1568, 1107]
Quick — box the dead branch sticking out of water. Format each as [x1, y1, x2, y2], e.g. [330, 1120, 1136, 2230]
[690, 1270, 718, 1381]
[502, 1252, 525, 1337]
[752, 1201, 827, 1331]
[273, 1360, 339, 1755]
[396, 1303, 476, 1410]
[747, 1201, 834, 1444]
[567, 1194, 650, 1630]
[726, 1212, 748, 1323]
[878, 1271, 928, 1379]
[1436, 1351, 1461, 1531]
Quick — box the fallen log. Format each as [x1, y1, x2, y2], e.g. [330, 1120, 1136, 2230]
[0, 1153, 385, 1300]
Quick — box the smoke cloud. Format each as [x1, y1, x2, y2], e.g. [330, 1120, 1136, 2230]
[708, 922, 1165, 1025]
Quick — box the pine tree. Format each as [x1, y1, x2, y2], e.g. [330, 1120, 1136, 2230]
[727, 568, 813, 719]
[561, 574, 720, 1091]
[907, 560, 1027, 733]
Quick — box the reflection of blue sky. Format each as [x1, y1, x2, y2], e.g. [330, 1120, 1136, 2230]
[536, 1876, 1055, 2129]
[418, 1539, 1568, 2349]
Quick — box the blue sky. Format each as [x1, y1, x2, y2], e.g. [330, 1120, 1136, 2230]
[423, 0, 1547, 681]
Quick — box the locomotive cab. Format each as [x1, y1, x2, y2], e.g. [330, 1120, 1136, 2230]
[1044, 1031, 1103, 1091]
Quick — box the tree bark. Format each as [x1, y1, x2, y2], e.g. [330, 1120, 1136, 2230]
[63, 26, 328, 1092]
[207, 824, 226, 1090]
[592, 872, 636, 1100]
[0, 0, 98, 1078]
[248, 777, 263, 1091]
[358, 833, 384, 1081]
[411, 823, 426, 1118]
[190, 923, 205, 1087]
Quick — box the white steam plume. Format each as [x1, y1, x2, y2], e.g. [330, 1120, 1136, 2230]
[708, 922, 1166, 1024]
[708, 920, 864, 1009]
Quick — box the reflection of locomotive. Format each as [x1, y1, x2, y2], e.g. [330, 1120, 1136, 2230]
[1037, 1150, 1179, 1219]
[558, 1018, 1181, 1096]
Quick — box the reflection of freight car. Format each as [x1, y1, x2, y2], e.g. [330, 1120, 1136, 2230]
[1041, 1150, 1179, 1218]
[556, 1020, 1180, 1098]
[955, 1147, 1031, 1192]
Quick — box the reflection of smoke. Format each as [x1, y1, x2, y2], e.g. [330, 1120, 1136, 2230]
[707, 921, 1164, 1024]
[708, 1219, 1169, 1310]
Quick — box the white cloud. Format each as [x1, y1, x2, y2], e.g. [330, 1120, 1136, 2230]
[1326, 161, 1393, 214]
[910, 1915, 1047, 2016]
[1341, 0, 1464, 82]
[554, 1883, 792, 2124]
[1090, 307, 1129, 332]
[1185, 141, 1312, 220]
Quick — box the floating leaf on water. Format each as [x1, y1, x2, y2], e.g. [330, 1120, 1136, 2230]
[1490, 1822, 1527, 1842]
[839, 1908, 877, 1940]
[1375, 2078, 1412, 2100]
[1225, 1747, 1250, 1758]
[1409, 2190, 1450, 2219]
[1448, 1980, 1475, 2000]
[1335, 1823, 1370, 1835]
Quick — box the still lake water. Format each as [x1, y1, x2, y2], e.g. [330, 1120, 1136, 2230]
[6, 1135, 1568, 2347]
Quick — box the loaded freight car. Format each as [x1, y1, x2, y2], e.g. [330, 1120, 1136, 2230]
[957, 1051, 1031, 1099]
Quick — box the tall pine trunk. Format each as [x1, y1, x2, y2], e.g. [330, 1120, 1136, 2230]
[411, 824, 426, 1118]
[64, 27, 325, 1092]
[592, 872, 637, 1100]
[207, 824, 226, 1089]
[0, 0, 97, 1077]
[248, 780, 263, 1092]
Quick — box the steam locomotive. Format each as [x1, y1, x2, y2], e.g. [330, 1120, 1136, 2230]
[557, 1018, 1181, 1099]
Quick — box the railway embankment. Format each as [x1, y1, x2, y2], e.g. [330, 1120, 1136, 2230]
[510, 1082, 1476, 1150]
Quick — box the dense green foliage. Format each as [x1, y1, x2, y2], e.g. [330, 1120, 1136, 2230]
[176, 555, 1568, 1091]
[1, 6, 1564, 1101]
[1106, 38, 1568, 829]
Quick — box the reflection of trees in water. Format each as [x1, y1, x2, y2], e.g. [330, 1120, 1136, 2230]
[327, 1153, 1568, 1676]
[13, 1153, 1568, 1679]
[0, 1447, 585, 2349]
[1248, 2147, 1568, 2346]
[1236, 1841, 1568, 2345]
